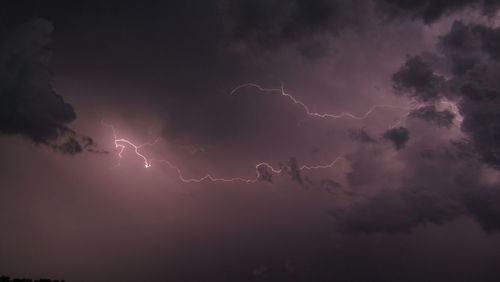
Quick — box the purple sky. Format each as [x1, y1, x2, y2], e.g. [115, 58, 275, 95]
[2, 1, 500, 281]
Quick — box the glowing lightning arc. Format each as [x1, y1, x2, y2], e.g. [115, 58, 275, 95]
[105, 122, 159, 168]
[102, 83, 464, 184]
[103, 122, 345, 183]
[230, 83, 465, 130]
[230, 83, 410, 120]
[155, 157, 345, 183]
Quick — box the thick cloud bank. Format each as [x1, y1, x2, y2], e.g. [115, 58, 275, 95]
[336, 17, 500, 234]
[0, 19, 97, 154]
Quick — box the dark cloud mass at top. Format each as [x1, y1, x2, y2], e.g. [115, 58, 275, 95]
[0, 18, 96, 154]
[376, 0, 500, 23]
[221, 0, 368, 56]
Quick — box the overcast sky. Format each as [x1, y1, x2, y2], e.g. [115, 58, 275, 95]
[2, 1, 500, 281]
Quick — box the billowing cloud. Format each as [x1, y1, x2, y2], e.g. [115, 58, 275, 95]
[336, 179, 500, 234]
[383, 127, 410, 150]
[463, 186, 500, 232]
[335, 133, 500, 234]
[336, 188, 463, 234]
[0, 19, 98, 154]
[392, 56, 445, 102]
[220, 0, 369, 57]
[375, 0, 500, 24]
[409, 105, 455, 128]
[335, 18, 500, 235]
[286, 157, 304, 185]
[257, 165, 274, 182]
[392, 21, 500, 168]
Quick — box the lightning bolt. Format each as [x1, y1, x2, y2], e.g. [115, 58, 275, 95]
[103, 83, 464, 184]
[230, 83, 465, 129]
[104, 122, 159, 168]
[155, 157, 345, 183]
[231, 83, 410, 120]
[103, 122, 345, 183]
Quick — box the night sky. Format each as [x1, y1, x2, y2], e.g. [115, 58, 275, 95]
[2, 1, 500, 281]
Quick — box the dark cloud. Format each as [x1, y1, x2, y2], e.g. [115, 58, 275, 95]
[460, 82, 500, 101]
[410, 105, 455, 128]
[336, 182, 500, 234]
[336, 188, 463, 234]
[375, 0, 500, 24]
[474, 24, 500, 61]
[437, 21, 500, 156]
[352, 18, 500, 233]
[221, 0, 367, 54]
[0, 19, 97, 154]
[391, 21, 500, 168]
[345, 144, 403, 190]
[439, 20, 500, 63]
[392, 55, 445, 102]
[335, 136, 500, 234]
[463, 186, 500, 232]
[287, 157, 303, 185]
[348, 128, 377, 143]
[420, 140, 477, 162]
[439, 21, 482, 56]
[257, 164, 273, 183]
[383, 127, 410, 150]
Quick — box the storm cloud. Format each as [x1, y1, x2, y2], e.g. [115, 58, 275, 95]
[392, 55, 445, 102]
[221, 0, 369, 57]
[383, 126, 410, 150]
[392, 20, 500, 168]
[3, 1, 500, 282]
[409, 105, 455, 128]
[375, 0, 500, 23]
[335, 15, 500, 235]
[0, 19, 96, 154]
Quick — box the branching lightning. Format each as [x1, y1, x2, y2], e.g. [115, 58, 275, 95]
[230, 83, 464, 128]
[155, 157, 345, 183]
[104, 122, 159, 168]
[103, 122, 345, 183]
[231, 83, 410, 120]
[104, 83, 464, 184]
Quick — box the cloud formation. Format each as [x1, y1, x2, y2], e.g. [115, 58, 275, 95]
[394, 21, 500, 168]
[334, 17, 500, 235]
[0, 19, 97, 154]
[375, 0, 500, 24]
[409, 105, 455, 128]
[334, 135, 500, 234]
[336, 188, 463, 234]
[221, 0, 368, 57]
[392, 56, 445, 102]
[348, 128, 378, 143]
[383, 126, 410, 150]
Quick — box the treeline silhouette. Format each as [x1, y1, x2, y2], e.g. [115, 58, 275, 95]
[0, 276, 65, 282]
